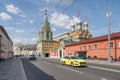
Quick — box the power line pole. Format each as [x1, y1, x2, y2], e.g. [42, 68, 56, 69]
[106, 0, 112, 63]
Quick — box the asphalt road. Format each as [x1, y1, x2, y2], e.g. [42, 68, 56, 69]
[21, 58, 120, 80]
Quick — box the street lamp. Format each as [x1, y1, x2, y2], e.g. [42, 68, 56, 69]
[106, 0, 112, 63]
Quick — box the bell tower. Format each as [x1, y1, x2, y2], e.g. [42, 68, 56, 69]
[39, 9, 52, 41]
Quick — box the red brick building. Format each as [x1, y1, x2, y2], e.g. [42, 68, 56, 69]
[65, 32, 120, 61]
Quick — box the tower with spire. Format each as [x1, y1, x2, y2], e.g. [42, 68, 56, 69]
[39, 9, 52, 41]
[37, 8, 55, 57]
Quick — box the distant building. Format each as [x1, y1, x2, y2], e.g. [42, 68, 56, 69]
[13, 44, 37, 57]
[0, 25, 13, 60]
[65, 32, 120, 61]
[13, 45, 23, 56]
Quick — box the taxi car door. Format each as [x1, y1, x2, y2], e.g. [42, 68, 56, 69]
[65, 56, 70, 65]
[67, 57, 71, 65]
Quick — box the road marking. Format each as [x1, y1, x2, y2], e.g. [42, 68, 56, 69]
[56, 65, 83, 74]
[101, 78, 107, 80]
[89, 65, 120, 73]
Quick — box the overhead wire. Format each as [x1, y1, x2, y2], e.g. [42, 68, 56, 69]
[32, 0, 63, 34]
[62, 0, 78, 13]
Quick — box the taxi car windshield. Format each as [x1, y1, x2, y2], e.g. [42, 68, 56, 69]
[70, 56, 79, 59]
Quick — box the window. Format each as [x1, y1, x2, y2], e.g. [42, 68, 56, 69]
[64, 56, 70, 59]
[43, 42, 46, 47]
[68, 53, 72, 56]
[110, 42, 113, 48]
[54, 49, 57, 52]
[84, 46, 86, 50]
[88, 45, 91, 49]
[42, 32, 44, 38]
[94, 44, 97, 49]
[119, 42, 120, 48]
[46, 31, 49, 38]
[79, 46, 81, 50]
[49, 42, 52, 47]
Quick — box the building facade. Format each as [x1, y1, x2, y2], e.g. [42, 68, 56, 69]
[65, 32, 120, 61]
[50, 38, 74, 58]
[53, 32, 69, 41]
[0, 25, 13, 60]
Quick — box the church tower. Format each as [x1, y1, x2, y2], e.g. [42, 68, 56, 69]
[39, 9, 52, 41]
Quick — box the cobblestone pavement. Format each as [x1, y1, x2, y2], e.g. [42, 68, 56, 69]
[0, 58, 27, 80]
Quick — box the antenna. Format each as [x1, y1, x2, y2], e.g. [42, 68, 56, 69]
[84, 16, 88, 22]
[78, 10, 80, 19]
[72, 16, 74, 24]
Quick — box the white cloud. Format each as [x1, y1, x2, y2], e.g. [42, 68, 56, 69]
[50, 12, 70, 28]
[5, 27, 14, 30]
[0, 12, 12, 20]
[23, 19, 27, 23]
[50, 11, 79, 29]
[13, 38, 22, 43]
[51, 27, 56, 32]
[15, 29, 25, 33]
[16, 22, 23, 25]
[16, 19, 34, 25]
[19, 14, 26, 18]
[29, 20, 34, 24]
[6, 4, 21, 15]
[32, 38, 37, 41]
[13, 37, 38, 44]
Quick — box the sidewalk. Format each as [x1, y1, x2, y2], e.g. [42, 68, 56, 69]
[0, 58, 27, 80]
[87, 59, 120, 66]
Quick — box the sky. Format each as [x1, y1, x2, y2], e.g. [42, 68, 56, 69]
[0, 0, 120, 44]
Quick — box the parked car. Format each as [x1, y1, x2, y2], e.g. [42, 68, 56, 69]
[60, 56, 86, 67]
[29, 54, 36, 60]
[78, 56, 86, 60]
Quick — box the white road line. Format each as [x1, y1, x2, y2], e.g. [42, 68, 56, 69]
[56, 65, 83, 74]
[101, 78, 107, 80]
[89, 65, 120, 73]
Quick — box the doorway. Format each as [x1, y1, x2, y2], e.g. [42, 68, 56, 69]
[59, 50, 62, 58]
[45, 53, 50, 57]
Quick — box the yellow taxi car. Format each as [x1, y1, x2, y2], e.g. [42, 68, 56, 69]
[60, 56, 86, 67]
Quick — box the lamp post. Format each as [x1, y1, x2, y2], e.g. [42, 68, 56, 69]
[0, 35, 2, 61]
[106, 0, 112, 63]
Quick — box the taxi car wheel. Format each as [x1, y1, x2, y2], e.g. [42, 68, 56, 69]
[61, 61, 65, 65]
[71, 62, 74, 67]
[63, 61, 66, 65]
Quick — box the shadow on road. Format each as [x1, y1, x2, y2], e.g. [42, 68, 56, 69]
[21, 58, 56, 80]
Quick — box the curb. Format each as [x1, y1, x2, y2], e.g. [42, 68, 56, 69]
[19, 58, 28, 80]
[87, 60, 120, 66]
